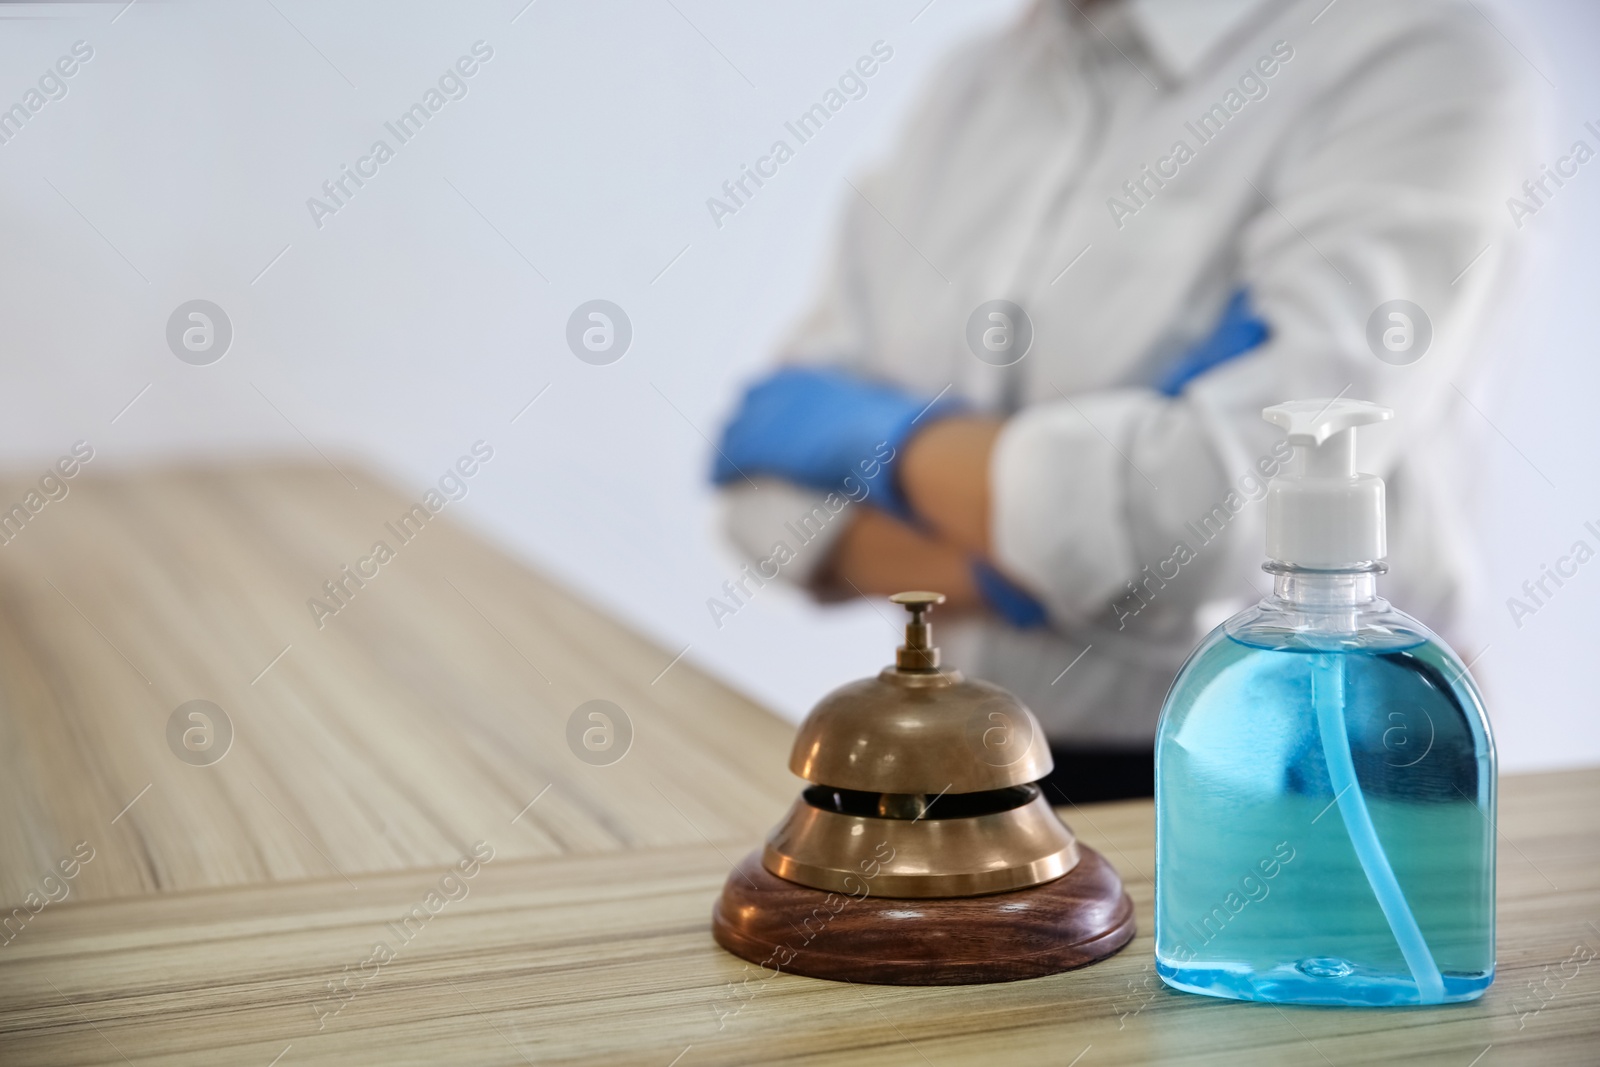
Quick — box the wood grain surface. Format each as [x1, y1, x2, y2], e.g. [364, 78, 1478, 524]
[0, 467, 1597, 1065]
[0, 465, 794, 907]
[4, 772, 1598, 1066]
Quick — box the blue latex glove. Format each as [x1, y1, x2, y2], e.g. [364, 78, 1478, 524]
[711, 366, 964, 518]
[971, 558, 1049, 629]
[1153, 287, 1270, 397]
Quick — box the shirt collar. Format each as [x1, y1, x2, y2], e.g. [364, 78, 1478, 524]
[1120, 0, 1273, 80]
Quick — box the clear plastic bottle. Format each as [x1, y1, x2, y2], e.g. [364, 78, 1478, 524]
[1154, 400, 1495, 1006]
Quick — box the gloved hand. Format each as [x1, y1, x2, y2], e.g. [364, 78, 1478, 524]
[971, 558, 1050, 629]
[711, 365, 965, 518]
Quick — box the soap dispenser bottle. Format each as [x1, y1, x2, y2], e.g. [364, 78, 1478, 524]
[1154, 399, 1495, 1006]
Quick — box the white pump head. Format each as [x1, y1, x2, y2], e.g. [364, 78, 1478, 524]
[1261, 398, 1393, 567]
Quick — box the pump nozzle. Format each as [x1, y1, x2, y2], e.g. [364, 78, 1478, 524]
[1261, 399, 1392, 567]
[1263, 398, 1392, 445]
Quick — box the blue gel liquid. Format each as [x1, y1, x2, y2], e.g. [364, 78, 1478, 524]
[1154, 631, 1495, 1006]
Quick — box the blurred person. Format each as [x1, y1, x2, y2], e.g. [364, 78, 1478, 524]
[711, 0, 1538, 800]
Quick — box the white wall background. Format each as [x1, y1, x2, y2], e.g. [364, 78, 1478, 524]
[0, 0, 1593, 772]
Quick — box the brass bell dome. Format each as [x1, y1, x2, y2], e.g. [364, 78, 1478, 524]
[762, 592, 1079, 898]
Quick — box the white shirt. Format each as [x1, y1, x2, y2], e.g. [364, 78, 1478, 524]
[722, 0, 1538, 744]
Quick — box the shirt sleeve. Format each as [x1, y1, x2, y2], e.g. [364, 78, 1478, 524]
[991, 16, 1538, 625]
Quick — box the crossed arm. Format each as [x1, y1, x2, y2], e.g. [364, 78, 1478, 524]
[817, 417, 1003, 610]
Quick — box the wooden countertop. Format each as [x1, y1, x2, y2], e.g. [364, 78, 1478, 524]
[1, 467, 1596, 1065]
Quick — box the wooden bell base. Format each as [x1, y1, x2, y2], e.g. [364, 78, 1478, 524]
[711, 844, 1135, 985]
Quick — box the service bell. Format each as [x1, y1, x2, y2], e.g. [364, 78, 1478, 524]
[712, 592, 1135, 985]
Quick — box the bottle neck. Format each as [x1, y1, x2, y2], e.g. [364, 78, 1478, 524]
[1267, 563, 1382, 614]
